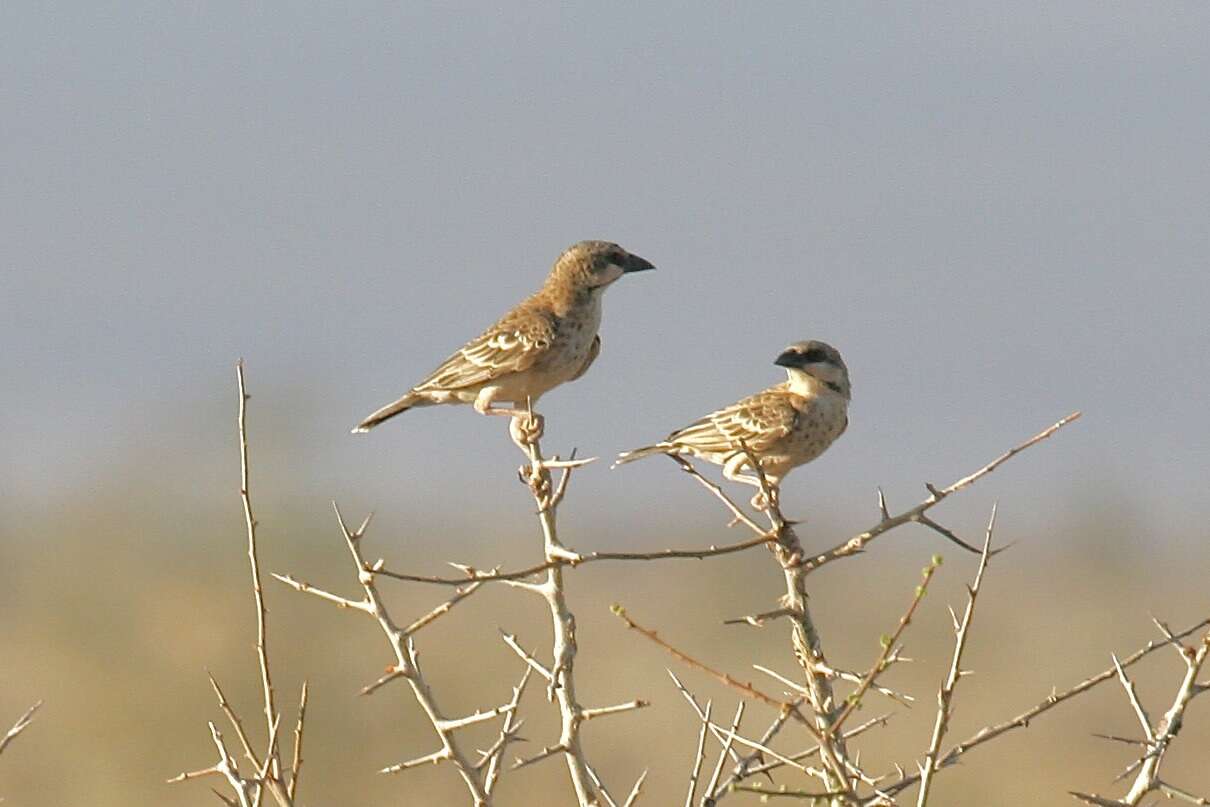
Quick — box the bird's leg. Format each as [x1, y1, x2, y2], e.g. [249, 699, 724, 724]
[474, 394, 545, 448]
[722, 454, 779, 511]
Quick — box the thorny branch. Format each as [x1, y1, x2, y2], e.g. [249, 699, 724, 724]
[374, 533, 778, 586]
[1071, 625, 1210, 806]
[882, 614, 1210, 800]
[278, 504, 509, 805]
[830, 557, 941, 735]
[604, 414, 1080, 805]
[916, 504, 997, 806]
[799, 411, 1080, 574]
[174, 353, 1210, 807]
[172, 362, 300, 807]
[237, 361, 282, 787]
[194, 368, 1210, 806]
[501, 419, 645, 807]
[613, 606, 799, 713]
[0, 701, 41, 757]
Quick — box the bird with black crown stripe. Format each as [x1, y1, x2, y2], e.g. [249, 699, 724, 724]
[615, 340, 851, 508]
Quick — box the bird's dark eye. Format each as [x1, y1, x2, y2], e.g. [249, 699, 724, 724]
[801, 348, 829, 364]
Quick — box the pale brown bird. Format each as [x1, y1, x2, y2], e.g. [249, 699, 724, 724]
[614, 341, 851, 505]
[353, 240, 655, 443]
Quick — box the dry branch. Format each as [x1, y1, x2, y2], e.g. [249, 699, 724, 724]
[831, 556, 940, 735]
[613, 606, 796, 713]
[173, 362, 300, 807]
[299, 505, 498, 804]
[1071, 625, 1210, 806]
[800, 411, 1079, 574]
[0, 701, 41, 757]
[883, 614, 1210, 799]
[374, 533, 779, 587]
[916, 505, 997, 806]
[236, 361, 281, 787]
[505, 424, 646, 806]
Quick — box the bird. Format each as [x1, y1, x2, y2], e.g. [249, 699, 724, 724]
[614, 340, 851, 507]
[352, 240, 655, 445]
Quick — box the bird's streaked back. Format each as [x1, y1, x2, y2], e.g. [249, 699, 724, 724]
[615, 340, 851, 499]
[353, 240, 654, 437]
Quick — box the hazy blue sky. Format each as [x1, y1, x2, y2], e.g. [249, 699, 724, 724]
[3, 3, 1208, 549]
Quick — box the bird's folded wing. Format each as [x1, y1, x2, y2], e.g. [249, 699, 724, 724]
[411, 311, 556, 393]
[666, 387, 799, 455]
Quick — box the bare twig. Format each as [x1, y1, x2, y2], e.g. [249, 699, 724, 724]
[287, 681, 307, 801]
[685, 700, 712, 807]
[0, 701, 41, 757]
[500, 631, 554, 682]
[585, 761, 621, 807]
[207, 673, 263, 774]
[623, 769, 649, 807]
[278, 505, 494, 803]
[175, 363, 296, 807]
[514, 429, 608, 807]
[800, 412, 1079, 574]
[1073, 627, 1210, 805]
[917, 504, 997, 806]
[667, 455, 768, 534]
[667, 672, 752, 783]
[1112, 656, 1156, 743]
[731, 783, 852, 800]
[374, 533, 778, 586]
[884, 614, 1210, 798]
[613, 606, 852, 793]
[236, 361, 281, 784]
[511, 743, 567, 771]
[754, 664, 914, 708]
[656, 415, 1077, 804]
[739, 713, 894, 783]
[703, 702, 745, 806]
[483, 666, 532, 796]
[832, 556, 941, 735]
[402, 583, 484, 635]
[580, 701, 650, 722]
[723, 609, 793, 628]
[709, 724, 817, 775]
[613, 606, 795, 712]
[704, 446, 859, 802]
[708, 707, 796, 804]
[169, 723, 257, 807]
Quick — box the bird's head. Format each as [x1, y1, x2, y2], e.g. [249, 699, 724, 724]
[549, 240, 656, 291]
[774, 340, 851, 399]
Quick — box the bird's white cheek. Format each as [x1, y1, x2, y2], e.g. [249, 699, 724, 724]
[599, 263, 625, 285]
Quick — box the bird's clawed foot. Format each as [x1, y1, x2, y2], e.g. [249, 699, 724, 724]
[509, 412, 546, 448]
[750, 488, 778, 512]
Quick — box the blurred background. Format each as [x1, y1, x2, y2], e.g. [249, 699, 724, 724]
[2, 3, 1209, 805]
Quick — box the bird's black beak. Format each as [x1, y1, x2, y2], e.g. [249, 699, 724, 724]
[623, 253, 656, 273]
[774, 350, 803, 369]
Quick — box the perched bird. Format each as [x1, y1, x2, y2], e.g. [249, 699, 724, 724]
[353, 240, 655, 443]
[615, 340, 851, 506]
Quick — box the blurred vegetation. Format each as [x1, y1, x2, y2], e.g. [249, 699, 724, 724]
[0, 413, 1207, 807]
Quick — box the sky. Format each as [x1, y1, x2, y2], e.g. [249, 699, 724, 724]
[3, 1, 1209, 541]
[4, 5, 1210, 806]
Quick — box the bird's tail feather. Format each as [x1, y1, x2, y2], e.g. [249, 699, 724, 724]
[351, 393, 419, 433]
[612, 443, 674, 468]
